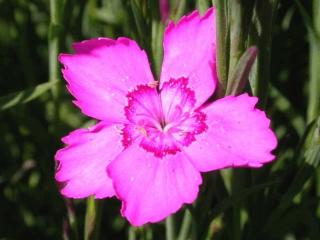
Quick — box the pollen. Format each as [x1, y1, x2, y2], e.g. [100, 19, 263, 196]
[148, 80, 159, 88]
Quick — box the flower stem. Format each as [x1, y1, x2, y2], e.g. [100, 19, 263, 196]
[213, 0, 229, 96]
[174, 0, 187, 21]
[49, 0, 64, 131]
[130, 0, 151, 57]
[190, 210, 198, 240]
[307, 0, 320, 122]
[197, 0, 209, 14]
[49, 1, 79, 238]
[250, 0, 278, 107]
[226, 46, 258, 95]
[230, 170, 245, 240]
[84, 197, 104, 240]
[128, 226, 136, 240]
[228, 0, 245, 84]
[165, 215, 175, 240]
[309, 0, 320, 219]
[65, 199, 79, 240]
[177, 209, 192, 240]
[151, 20, 164, 78]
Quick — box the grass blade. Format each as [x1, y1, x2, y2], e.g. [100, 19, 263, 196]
[226, 46, 258, 95]
[0, 81, 58, 111]
[84, 197, 103, 240]
[210, 180, 278, 220]
[213, 0, 228, 97]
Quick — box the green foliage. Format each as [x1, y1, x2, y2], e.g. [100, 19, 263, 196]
[0, 81, 58, 111]
[0, 0, 319, 239]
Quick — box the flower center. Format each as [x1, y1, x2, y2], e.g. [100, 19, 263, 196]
[122, 78, 207, 157]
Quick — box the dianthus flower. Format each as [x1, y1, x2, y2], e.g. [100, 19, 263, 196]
[55, 7, 277, 226]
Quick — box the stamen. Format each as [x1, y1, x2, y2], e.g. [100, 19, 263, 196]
[137, 126, 148, 138]
[123, 78, 207, 157]
[148, 81, 159, 88]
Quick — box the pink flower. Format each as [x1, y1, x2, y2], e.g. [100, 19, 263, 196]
[55, 8, 277, 226]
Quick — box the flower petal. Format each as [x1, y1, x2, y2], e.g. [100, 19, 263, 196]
[108, 143, 202, 226]
[184, 94, 277, 171]
[55, 122, 124, 199]
[160, 78, 195, 123]
[160, 8, 217, 107]
[59, 37, 154, 122]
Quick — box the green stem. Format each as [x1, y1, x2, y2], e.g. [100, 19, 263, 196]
[197, 0, 209, 14]
[84, 197, 104, 240]
[213, 0, 228, 96]
[227, 0, 245, 86]
[65, 199, 79, 240]
[130, 0, 157, 77]
[49, 0, 64, 131]
[49, 0, 63, 97]
[49, 0, 79, 238]
[251, 0, 277, 107]
[230, 170, 245, 240]
[191, 210, 198, 240]
[310, 0, 320, 218]
[177, 209, 192, 240]
[130, 0, 151, 54]
[151, 20, 164, 78]
[174, 0, 187, 21]
[128, 226, 136, 240]
[226, 46, 258, 95]
[307, 0, 320, 122]
[165, 215, 175, 240]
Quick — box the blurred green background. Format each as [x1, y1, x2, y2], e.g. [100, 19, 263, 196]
[0, 0, 319, 239]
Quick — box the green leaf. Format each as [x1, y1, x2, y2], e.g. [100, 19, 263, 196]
[210, 180, 278, 219]
[305, 117, 320, 167]
[226, 46, 258, 95]
[197, 0, 209, 14]
[130, 0, 149, 50]
[265, 118, 320, 231]
[0, 81, 58, 111]
[174, 0, 187, 21]
[267, 201, 320, 239]
[270, 84, 305, 136]
[214, 0, 229, 97]
[294, 0, 320, 43]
